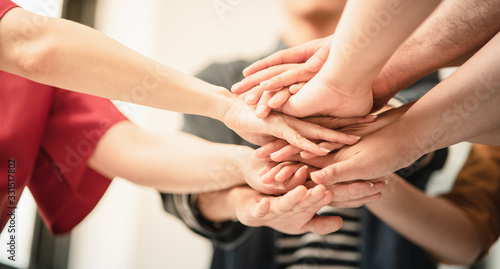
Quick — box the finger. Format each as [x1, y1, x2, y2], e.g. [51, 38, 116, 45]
[255, 139, 289, 159]
[277, 185, 307, 213]
[270, 144, 302, 162]
[268, 88, 292, 109]
[305, 215, 343, 235]
[275, 163, 303, 183]
[244, 85, 265, 106]
[261, 161, 298, 183]
[304, 40, 331, 73]
[258, 162, 278, 177]
[288, 118, 362, 145]
[282, 121, 361, 155]
[329, 181, 386, 201]
[255, 91, 274, 119]
[233, 64, 299, 95]
[329, 193, 383, 208]
[300, 141, 344, 160]
[311, 158, 366, 185]
[259, 67, 315, 93]
[303, 115, 377, 130]
[242, 38, 326, 77]
[284, 165, 308, 190]
[253, 197, 271, 218]
[295, 185, 327, 212]
[289, 82, 306, 95]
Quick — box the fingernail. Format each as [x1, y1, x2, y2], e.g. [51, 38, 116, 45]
[256, 105, 266, 115]
[320, 147, 332, 153]
[231, 82, 241, 91]
[349, 135, 361, 140]
[312, 170, 327, 183]
[270, 152, 279, 160]
[242, 68, 249, 75]
[299, 165, 308, 172]
[306, 58, 322, 71]
[260, 80, 269, 87]
[245, 93, 256, 103]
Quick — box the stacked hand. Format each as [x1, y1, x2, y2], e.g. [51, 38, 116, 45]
[231, 36, 376, 119]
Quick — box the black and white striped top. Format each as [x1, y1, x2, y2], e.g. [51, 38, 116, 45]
[276, 207, 361, 269]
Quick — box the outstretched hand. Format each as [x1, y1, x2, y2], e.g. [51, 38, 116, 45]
[222, 98, 361, 157]
[231, 185, 342, 235]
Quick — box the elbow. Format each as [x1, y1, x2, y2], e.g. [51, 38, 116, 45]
[14, 38, 56, 77]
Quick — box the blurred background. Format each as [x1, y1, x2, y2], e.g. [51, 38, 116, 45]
[0, 0, 498, 268]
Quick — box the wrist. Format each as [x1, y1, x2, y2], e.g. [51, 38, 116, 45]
[198, 189, 237, 222]
[211, 87, 236, 122]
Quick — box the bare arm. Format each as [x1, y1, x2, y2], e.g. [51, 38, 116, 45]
[366, 174, 481, 265]
[308, 32, 500, 185]
[0, 8, 229, 119]
[88, 121, 308, 194]
[373, 0, 500, 109]
[0, 8, 362, 155]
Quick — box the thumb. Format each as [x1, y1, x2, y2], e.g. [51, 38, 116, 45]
[310, 160, 360, 185]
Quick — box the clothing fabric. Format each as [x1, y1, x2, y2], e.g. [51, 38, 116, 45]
[439, 144, 500, 260]
[161, 43, 454, 269]
[0, 69, 126, 233]
[0, 0, 16, 18]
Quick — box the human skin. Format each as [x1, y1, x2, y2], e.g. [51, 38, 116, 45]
[234, 0, 500, 116]
[366, 174, 481, 265]
[0, 7, 359, 156]
[307, 31, 500, 185]
[196, 180, 385, 235]
[233, 0, 440, 118]
[87, 120, 311, 195]
[257, 164, 482, 265]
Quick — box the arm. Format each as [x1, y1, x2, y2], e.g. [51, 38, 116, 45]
[198, 185, 341, 235]
[0, 8, 357, 155]
[309, 31, 500, 185]
[88, 121, 306, 194]
[372, 0, 500, 110]
[235, 0, 440, 118]
[366, 174, 481, 265]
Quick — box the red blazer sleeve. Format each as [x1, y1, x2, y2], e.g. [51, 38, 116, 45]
[29, 89, 127, 234]
[0, 0, 18, 19]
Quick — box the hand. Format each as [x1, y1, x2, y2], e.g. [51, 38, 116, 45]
[236, 150, 308, 195]
[258, 161, 387, 207]
[254, 105, 410, 162]
[222, 98, 361, 156]
[232, 37, 331, 118]
[230, 185, 342, 235]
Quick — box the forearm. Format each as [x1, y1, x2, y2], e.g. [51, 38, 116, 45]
[374, 0, 500, 101]
[198, 189, 237, 222]
[324, 0, 439, 90]
[88, 121, 249, 193]
[0, 8, 232, 120]
[366, 174, 481, 265]
[387, 32, 500, 155]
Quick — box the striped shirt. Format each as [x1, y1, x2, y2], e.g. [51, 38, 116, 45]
[276, 207, 361, 269]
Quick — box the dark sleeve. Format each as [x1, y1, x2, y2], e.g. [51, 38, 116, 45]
[160, 193, 251, 246]
[162, 61, 257, 246]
